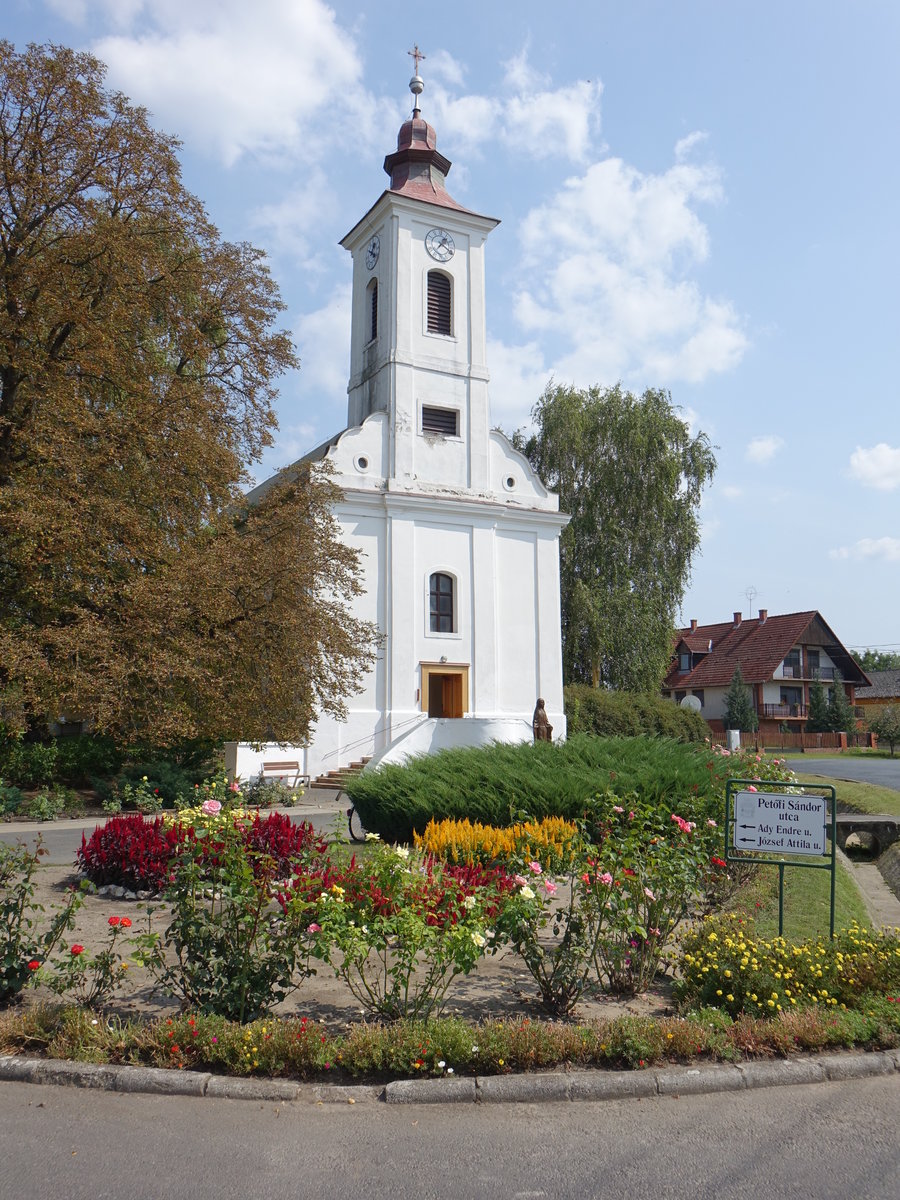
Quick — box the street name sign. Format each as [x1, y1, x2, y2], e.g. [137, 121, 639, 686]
[732, 791, 828, 856]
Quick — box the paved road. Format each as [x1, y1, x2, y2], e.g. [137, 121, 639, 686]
[1, 1073, 898, 1200]
[784, 756, 900, 792]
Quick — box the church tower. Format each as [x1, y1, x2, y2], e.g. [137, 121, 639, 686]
[340, 66, 499, 494]
[233, 59, 568, 784]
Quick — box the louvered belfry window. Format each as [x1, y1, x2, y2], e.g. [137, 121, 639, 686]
[421, 406, 458, 436]
[429, 572, 454, 633]
[368, 279, 378, 342]
[426, 271, 451, 335]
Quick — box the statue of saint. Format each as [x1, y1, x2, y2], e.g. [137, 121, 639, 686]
[532, 698, 553, 743]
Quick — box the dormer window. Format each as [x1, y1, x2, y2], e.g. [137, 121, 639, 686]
[426, 270, 451, 335]
[679, 651, 691, 672]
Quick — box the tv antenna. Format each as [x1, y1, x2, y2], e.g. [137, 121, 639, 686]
[744, 584, 758, 618]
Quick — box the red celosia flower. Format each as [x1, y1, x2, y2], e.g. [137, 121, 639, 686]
[70, 944, 85, 956]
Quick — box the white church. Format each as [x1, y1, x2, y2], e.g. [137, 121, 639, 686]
[229, 67, 568, 785]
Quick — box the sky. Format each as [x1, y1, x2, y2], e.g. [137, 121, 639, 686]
[7, 0, 900, 655]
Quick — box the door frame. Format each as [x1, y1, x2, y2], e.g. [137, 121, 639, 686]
[420, 662, 470, 717]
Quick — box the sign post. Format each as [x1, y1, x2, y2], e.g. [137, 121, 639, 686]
[725, 778, 837, 937]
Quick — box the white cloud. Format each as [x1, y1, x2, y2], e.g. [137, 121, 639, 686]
[486, 338, 550, 431]
[829, 537, 900, 563]
[427, 48, 602, 164]
[674, 131, 709, 160]
[90, 0, 372, 165]
[745, 436, 785, 464]
[721, 485, 743, 500]
[292, 284, 351, 411]
[499, 145, 747, 393]
[848, 443, 900, 491]
[250, 170, 337, 269]
[425, 49, 467, 90]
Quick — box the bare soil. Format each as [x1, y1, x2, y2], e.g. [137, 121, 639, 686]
[25, 864, 676, 1028]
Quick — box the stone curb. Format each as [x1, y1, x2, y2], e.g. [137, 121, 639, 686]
[1, 1051, 897, 1106]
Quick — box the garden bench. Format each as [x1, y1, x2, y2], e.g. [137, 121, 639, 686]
[259, 759, 308, 787]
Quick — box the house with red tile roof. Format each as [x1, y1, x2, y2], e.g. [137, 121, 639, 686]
[662, 610, 870, 735]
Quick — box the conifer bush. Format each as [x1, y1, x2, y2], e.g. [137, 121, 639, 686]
[345, 735, 730, 843]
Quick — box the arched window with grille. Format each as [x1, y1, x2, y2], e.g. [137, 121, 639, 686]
[426, 270, 451, 335]
[367, 278, 378, 342]
[429, 571, 454, 633]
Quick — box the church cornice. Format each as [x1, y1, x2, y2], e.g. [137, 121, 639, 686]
[335, 486, 569, 528]
[340, 188, 499, 250]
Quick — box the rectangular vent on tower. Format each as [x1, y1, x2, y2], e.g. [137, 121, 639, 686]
[421, 406, 459, 437]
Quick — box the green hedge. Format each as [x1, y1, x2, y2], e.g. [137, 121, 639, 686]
[346, 735, 726, 844]
[564, 685, 709, 741]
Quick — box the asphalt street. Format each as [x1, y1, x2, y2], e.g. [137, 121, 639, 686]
[784, 756, 900, 792]
[1, 1072, 899, 1200]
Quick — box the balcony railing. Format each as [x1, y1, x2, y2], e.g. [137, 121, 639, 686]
[761, 703, 808, 720]
[780, 665, 835, 681]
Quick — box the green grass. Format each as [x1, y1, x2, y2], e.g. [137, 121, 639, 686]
[730, 858, 869, 941]
[794, 774, 900, 820]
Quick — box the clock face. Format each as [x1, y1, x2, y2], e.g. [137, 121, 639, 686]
[425, 227, 455, 262]
[365, 235, 380, 270]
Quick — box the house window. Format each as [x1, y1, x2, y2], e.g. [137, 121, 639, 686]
[807, 649, 820, 677]
[679, 652, 691, 672]
[367, 278, 377, 342]
[426, 270, 451, 335]
[674, 690, 686, 704]
[783, 649, 801, 678]
[421, 406, 458, 436]
[780, 686, 803, 708]
[693, 690, 704, 708]
[429, 572, 454, 633]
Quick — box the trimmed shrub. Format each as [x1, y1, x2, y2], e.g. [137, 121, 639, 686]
[345, 735, 729, 844]
[565, 685, 709, 742]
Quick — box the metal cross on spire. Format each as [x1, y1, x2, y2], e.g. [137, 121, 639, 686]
[408, 44, 426, 74]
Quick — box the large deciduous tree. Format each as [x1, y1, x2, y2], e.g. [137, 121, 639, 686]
[854, 649, 900, 672]
[0, 42, 376, 744]
[869, 706, 900, 756]
[515, 383, 716, 691]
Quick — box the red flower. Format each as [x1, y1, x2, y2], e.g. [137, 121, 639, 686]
[623, 868, 636, 877]
[108, 916, 120, 926]
[27, 960, 40, 971]
[119, 917, 132, 928]
[70, 944, 85, 956]
[710, 856, 727, 868]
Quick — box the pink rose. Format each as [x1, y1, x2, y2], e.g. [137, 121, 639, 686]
[307, 923, 322, 933]
[598, 872, 613, 886]
[528, 862, 542, 874]
[201, 799, 222, 815]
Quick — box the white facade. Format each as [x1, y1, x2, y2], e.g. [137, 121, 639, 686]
[232, 92, 568, 783]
